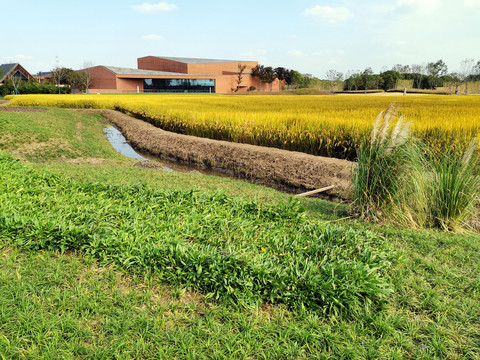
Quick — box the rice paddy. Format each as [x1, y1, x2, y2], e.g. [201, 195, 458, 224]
[6, 93, 480, 160]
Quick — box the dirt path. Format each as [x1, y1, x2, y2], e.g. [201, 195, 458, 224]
[89, 109, 354, 200]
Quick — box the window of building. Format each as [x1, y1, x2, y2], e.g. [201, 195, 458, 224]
[143, 78, 215, 93]
[12, 70, 29, 82]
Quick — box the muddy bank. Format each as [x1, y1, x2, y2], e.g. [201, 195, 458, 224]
[87, 109, 354, 200]
[0, 107, 46, 112]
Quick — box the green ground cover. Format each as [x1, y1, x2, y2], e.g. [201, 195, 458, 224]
[0, 107, 479, 358]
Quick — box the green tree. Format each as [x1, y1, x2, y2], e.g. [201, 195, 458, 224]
[284, 69, 295, 88]
[361, 68, 375, 91]
[291, 72, 314, 88]
[380, 70, 402, 90]
[274, 67, 287, 89]
[344, 71, 362, 91]
[263, 66, 276, 91]
[66, 71, 83, 94]
[251, 65, 266, 91]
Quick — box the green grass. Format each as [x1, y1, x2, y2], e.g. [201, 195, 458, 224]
[0, 153, 393, 314]
[0, 108, 479, 358]
[0, 108, 130, 164]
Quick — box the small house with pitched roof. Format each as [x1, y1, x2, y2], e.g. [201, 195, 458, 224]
[0, 63, 34, 84]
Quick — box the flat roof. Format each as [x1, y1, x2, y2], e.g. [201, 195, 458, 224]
[104, 66, 221, 77]
[105, 66, 188, 76]
[147, 56, 252, 64]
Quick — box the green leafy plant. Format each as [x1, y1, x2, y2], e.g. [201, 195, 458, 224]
[0, 152, 393, 315]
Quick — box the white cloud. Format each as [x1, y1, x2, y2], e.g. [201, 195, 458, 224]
[15, 54, 33, 60]
[396, 0, 441, 13]
[303, 6, 353, 22]
[465, 0, 480, 6]
[141, 34, 164, 40]
[287, 50, 307, 58]
[240, 49, 268, 63]
[132, 2, 177, 13]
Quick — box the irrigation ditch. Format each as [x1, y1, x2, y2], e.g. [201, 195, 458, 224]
[0, 104, 354, 200]
[91, 109, 354, 200]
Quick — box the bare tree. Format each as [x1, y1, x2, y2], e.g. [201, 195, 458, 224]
[410, 64, 425, 89]
[235, 64, 247, 92]
[391, 64, 410, 74]
[77, 70, 93, 94]
[325, 69, 343, 93]
[81, 61, 95, 94]
[448, 73, 462, 94]
[9, 75, 22, 95]
[474, 60, 480, 76]
[52, 67, 68, 94]
[459, 58, 476, 95]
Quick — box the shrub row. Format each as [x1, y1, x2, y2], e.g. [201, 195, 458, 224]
[0, 81, 70, 96]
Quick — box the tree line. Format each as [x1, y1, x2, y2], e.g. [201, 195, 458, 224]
[250, 59, 480, 94]
[338, 59, 480, 93]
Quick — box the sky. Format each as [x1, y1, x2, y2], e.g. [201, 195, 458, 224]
[2, 0, 480, 78]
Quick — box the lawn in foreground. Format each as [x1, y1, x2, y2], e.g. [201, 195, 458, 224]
[0, 108, 479, 358]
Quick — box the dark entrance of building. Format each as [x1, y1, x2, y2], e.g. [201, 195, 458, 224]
[143, 78, 215, 93]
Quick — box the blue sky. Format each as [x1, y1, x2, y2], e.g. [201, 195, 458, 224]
[2, 0, 480, 78]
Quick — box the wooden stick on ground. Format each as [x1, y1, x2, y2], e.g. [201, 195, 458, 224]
[295, 185, 335, 197]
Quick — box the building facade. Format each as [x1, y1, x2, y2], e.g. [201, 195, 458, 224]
[0, 63, 34, 84]
[84, 56, 283, 94]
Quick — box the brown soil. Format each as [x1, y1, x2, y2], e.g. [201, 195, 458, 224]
[0, 107, 47, 112]
[87, 109, 354, 200]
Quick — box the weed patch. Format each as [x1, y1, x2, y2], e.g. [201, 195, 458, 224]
[0, 152, 393, 315]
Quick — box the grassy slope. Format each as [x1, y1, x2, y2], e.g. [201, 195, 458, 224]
[0, 108, 479, 359]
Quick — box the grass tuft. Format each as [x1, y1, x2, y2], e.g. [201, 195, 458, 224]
[353, 105, 480, 232]
[427, 138, 480, 231]
[352, 105, 427, 228]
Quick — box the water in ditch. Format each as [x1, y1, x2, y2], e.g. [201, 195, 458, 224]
[103, 124, 223, 176]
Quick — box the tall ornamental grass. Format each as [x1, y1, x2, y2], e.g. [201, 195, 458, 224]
[353, 105, 479, 231]
[427, 139, 480, 231]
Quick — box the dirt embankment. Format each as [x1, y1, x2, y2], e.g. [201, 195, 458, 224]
[90, 109, 354, 200]
[0, 107, 46, 112]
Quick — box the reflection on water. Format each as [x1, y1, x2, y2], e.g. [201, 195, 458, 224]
[103, 125, 146, 160]
[103, 124, 232, 178]
[103, 125, 191, 174]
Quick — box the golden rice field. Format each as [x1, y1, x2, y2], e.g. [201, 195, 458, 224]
[6, 93, 480, 160]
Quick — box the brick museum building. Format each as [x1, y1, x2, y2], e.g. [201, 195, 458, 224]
[83, 56, 283, 94]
